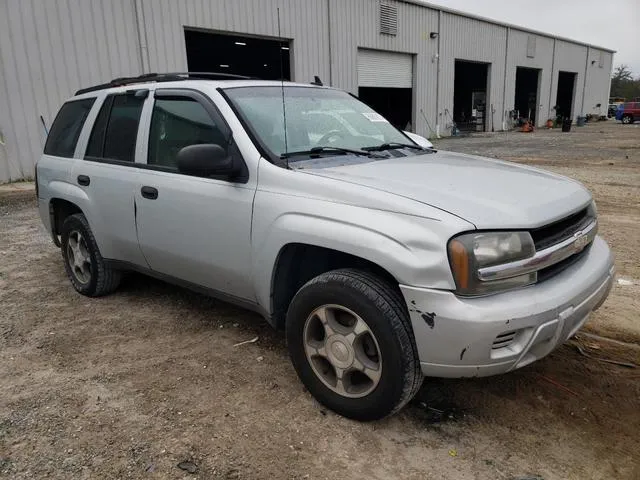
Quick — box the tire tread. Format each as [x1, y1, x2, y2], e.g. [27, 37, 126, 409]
[296, 268, 422, 418]
[62, 213, 121, 297]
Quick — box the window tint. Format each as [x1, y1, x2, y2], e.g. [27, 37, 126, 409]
[85, 96, 113, 158]
[86, 94, 144, 162]
[148, 98, 227, 169]
[44, 98, 96, 157]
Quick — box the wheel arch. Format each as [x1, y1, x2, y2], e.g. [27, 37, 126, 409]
[268, 243, 404, 330]
[49, 197, 85, 246]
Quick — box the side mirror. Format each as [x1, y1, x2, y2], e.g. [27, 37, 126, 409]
[176, 144, 235, 177]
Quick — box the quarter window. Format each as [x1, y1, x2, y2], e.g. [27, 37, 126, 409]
[85, 94, 145, 162]
[44, 98, 96, 158]
[148, 98, 227, 169]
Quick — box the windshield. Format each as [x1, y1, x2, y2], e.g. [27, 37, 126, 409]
[224, 86, 413, 160]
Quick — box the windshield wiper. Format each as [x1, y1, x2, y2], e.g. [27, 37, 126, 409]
[362, 142, 428, 152]
[280, 146, 375, 159]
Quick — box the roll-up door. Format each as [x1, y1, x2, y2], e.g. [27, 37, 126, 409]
[357, 49, 413, 88]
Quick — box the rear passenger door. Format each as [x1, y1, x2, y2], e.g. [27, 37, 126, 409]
[72, 91, 148, 267]
[134, 89, 256, 301]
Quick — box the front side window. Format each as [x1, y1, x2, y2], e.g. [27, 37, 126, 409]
[147, 97, 227, 169]
[44, 98, 96, 157]
[85, 94, 145, 162]
[224, 86, 411, 161]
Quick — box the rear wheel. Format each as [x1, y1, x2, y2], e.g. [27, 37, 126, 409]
[621, 114, 633, 124]
[286, 269, 423, 420]
[61, 213, 121, 297]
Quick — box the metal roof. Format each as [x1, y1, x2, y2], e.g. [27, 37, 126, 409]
[403, 0, 616, 53]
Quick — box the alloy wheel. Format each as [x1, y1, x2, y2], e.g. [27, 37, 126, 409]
[303, 304, 382, 398]
[66, 230, 92, 284]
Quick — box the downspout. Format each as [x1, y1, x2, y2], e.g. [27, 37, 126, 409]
[435, 9, 441, 138]
[580, 46, 590, 116]
[605, 53, 614, 117]
[133, 0, 150, 73]
[327, 0, 333, 85]
[548, 39, 556, 119]
[501, 27, 509, 130]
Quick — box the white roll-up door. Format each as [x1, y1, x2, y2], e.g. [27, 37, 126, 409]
[357, 49, 413, 88]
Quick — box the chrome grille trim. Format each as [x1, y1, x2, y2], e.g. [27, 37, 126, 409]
[478, 219, 598, 282]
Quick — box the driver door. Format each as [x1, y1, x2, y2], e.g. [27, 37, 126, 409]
[134, 89, 257, 301]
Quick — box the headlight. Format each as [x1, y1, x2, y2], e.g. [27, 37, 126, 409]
[448, 231, 536, 296]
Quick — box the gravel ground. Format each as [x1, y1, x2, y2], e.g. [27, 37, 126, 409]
[1, 120, 639, 479]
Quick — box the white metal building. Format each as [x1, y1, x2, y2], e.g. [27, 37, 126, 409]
[0, 0, 614, 182]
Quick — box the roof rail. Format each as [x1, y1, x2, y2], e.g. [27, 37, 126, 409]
[74, 72, 253, 96]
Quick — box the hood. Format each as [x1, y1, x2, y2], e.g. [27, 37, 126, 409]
[296, 151, 592, 229]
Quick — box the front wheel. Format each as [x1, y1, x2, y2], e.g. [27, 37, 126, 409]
[621, 114, 633, 124]
[286, 269, 423, 420]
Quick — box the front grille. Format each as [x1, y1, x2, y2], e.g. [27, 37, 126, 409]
[492, 331, 516, 350]
[530, 207, 592, 251]
[537, 245, 591, 283]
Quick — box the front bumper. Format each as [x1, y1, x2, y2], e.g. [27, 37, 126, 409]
[400, 235, 615, 378]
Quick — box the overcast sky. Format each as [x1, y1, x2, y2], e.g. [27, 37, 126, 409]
[425, 0, 640, 75]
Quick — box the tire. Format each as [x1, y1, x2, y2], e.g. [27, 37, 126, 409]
[60, 213, 121, 297]
[621, 114, 633, 124]
[286, 269, 423, 420]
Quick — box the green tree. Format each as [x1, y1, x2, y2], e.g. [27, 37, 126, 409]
[610, 64, 640, 100]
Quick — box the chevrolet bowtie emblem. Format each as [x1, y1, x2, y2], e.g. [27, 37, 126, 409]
[573, 230, 589, 252]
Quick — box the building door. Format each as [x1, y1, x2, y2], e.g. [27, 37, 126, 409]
[555, 71, 577, 120]
[453, 60, 490, 132]
[514, 67, 541, 124]
[357, 49, 414, 131]
[184, 29, 291, 81]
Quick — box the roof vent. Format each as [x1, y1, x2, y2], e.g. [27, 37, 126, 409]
[380, 3, 398, 36]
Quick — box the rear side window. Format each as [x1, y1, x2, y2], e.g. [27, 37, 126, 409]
[44, 98, 96, 157]
[147, 98, 227, 169]
[85, 94, 145, 162]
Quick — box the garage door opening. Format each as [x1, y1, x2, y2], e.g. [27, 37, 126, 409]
[357, 49, 413, 131]
[514, 67, 541, 124]
[555, 71, 577, 120]
[454, 60, 489, 132]
[184, 29, 291, 80]
[358, 88, 412, 131]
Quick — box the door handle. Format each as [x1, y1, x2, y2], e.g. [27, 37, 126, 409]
[77, 175, 90, 186]
[141, 186, 158, 200]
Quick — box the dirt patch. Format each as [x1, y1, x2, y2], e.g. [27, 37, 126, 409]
[1, 190, 640, 478]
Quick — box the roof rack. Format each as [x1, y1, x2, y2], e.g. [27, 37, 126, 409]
[75, 72, 253, 96]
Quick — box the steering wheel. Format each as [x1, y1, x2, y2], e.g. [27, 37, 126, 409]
[317, 130, 345, 145]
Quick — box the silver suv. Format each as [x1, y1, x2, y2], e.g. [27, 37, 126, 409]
[37, 73, 614, 420]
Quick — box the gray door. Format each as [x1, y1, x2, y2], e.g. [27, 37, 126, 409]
[74, 93, 148, 267]
[135, 90, 256, 301]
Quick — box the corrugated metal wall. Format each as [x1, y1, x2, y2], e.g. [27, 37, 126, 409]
[504, 30, 555, 127]
[329, 0, 438, 139]
[438, 12, 508, 134]
[0, 0, 142, 183]
[549, 40, 589, 118]
[0, 0, 615, 182]
[583, 49, 613, 117]
[138, 0, 329, 84]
